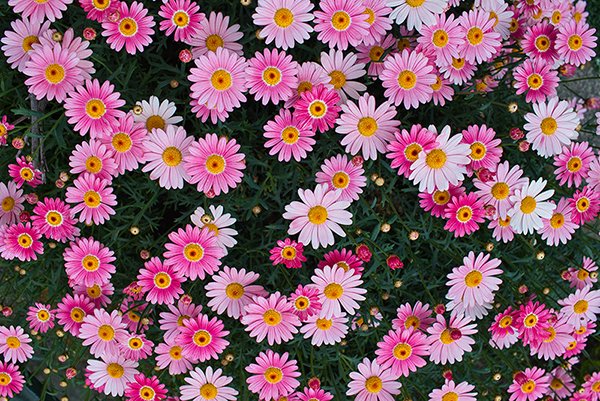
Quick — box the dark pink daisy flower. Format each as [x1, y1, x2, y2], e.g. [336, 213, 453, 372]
[507, 367, 550, 401]
[489, 306, 519, 349]
[515, 300, 552, 347]
[32, 197, 80, 242]
[460, 124, 503, 173]
[270, 238, 307, 269]
[316, 154, 366, 202]
[56, 293, 95, 336]
[124, 374, 167, 401]
[419, 183, 466, 218]
[177, 313, 230, 363]
[101, 1, 155, 55]
[553, 141, 595, 188]
[381, 49, 436, 109]
[317, 248, 364, 275]
[69, 139, 118, 181]
[293, 84, 341, 133]
[375, 328, 430, 378]
[65, 173, 117, 225]
[457, 9, 502, 64]
[8, 156, 42, 188]
[137, 256, 186, 305]
[118, 333, 154, 362]
[263, 108, 315, 162]
[63, 237, 116, 287]
[569, 185, 600, 225]
[100, 113, 147, 175]
[387, 124, 438, 179]
[520, 21, 559, 63]
[246, 48, 299, 105]
[288, 284, 322, 321]
[443, 193, 486, 237]
[0, 361, 24, 399]
[556, 20, 597, 67]
[313, 0, 369, 51]
[26, 302, 55, 333]
[0, 222, 43, 262]
[513, 59, 559, 103]
[245, 350, 301, 401]
[158, 0, 205, 43]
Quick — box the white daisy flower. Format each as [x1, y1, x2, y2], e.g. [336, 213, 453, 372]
[507, 178, 556, 235]
[134, 96, 183, 133]
[191, 205, 238, 254]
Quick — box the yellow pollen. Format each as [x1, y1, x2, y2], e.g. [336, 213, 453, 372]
[544, 326, 557, 343]
[491, 182, 509, 200]
[45, 210, 63, 226]
[369, 46, 384, 62]
[316, 318, 333, 330]
[309, 100, 327, 118]
[452, 57, 465, 69]
[112, 133, 132, 153]
[225, 282, 244, 299]
[281, 246, 297, 260]
[128, 337, 143, 349]
[17, 233, 32, 249]
[5, 336, 20, 349]
[576, 197, 590, 212]
[469, 142, 487, 160]
[0, 373, 12, 386]
[404, 143, 422, 161]
[364, 376, 383, 393]
[169, 345, 183, 360]
[331, 11, 351, 31]
[263, 309, 282, 326]
[211, 69, 232, 91]
[154, 272, 171, 289]
[281, 126, 299, 144]
[37, 309, 50, 321]
[264, 367, 283, 384]
[431, 76, 442, 91]
[162, 146, 183, 167]
[425, 149, 447, 169]
[0, 197, 13, 212]
[323, 283, 343, 300]
[87, 284, 101, 299]
[568, 34, 583, 50]
[119, 17, 138, 37]
[521, 380, 536, 394]
[332, 171, 350, 189]
[193, 330, 212, 346]
[81, 255, 100, 272]
[205, 154, 226, 174]
[442, 392, 459, 401]
[139, 385, 156, 401]
[82, 190, 102, 207]
[404, 315, 420, 329]
[205, 34, 224, 52]
[92, 0, 110, 10]
[85, 99, 106, 119]
[393, 343, 412, 360]
[535, 35, 550, 51]
[524, 313, 538, 328]
[200, 383, 218, 400]
[550, 213, 565, 229]
[406, 0, 425, 6]
[106, 363, 124, 379]
[98, 324, 115, 341]
[308, 205, 328, 224]
[173, 11, 189, 27]
[567, 157, 582, 172]
[573, 300, 588, 314]
[85, 156, 103, 174]
[467, 27, 484, 45]
[45, 63, 65, 84]
[22, 35, 40, 52]
[20, 167, 33, 181]
[328, 70, 347, 90]
[499, 315, 512, 328]
[263, 67, 282, 86]
[520, 196, 537, 214]
[527, 73, 543, 90]
[440, 329, 454, 344]
[274, 8, 294, 28]
[432, 29, 449, 47]
[145, 115, 165, 131]
[183, 243, 204, 262]
[357, 117, 378, 137]
[70, 307, 85, 322]
[397, 70, 417, 89]
[433, 190, 450, 205]
[297, 81, 313, 94]
[364, 8, 375, 25]
[464, 270, 483, 287]
[294, 296, 309, 310]
[456, 206, 473, 223]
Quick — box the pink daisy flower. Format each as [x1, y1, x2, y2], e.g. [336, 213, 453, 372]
[155, 338, 193, 375]
[582, 372, 600, 401]
[246, 48, 298, 105]
[63, 237, 115, 287]
[474, 161, 527, 219]
[375, 327, 429, 378]
[0, 115, 14, 145]
[558, 286, 600, 328]
[158, 300, 203, 343]
[283, 184, 352, 249]
[142, 125, 194, 190]
[567, 257, 598, 290]
[189, 47, 247, 113]
[101, 1, 155, 55]
[40, 28, 95, 80]
[489, 307, 519, 349]
[7, 156, 42, 188]
[514, 59, 559, 103]
[381, 49, 436, 109]
[538, 198, 579, 246]
[388, 0, 447, 32]
[430, 73, 455, 106]
[78, 0, 120, 22]
[521, 21, 559, 63]
[547, 367, 575, 399]
[26, 303, 55, 333]
[190, 101, 231, 124]
[311, 264, 367, 319]
[361, 0, 392, 46]
[490, 215, 516, 242]
[8, 0, 72, 23]
[263, 108, 315, 162]
[336, 94, 400, 160]
[356, 34, 397, 78]
[515, 300, 552, 347]
[439, 56, 477, 85]
[164, 224, 225, 281]
[241, 292, 301, 345]
[87, 355, 139, 397]
[429, 381, 477, 401]
[205, 266, 266, 319]
[118, 334, 154, 362]
[392, 301, 435, 332]
[295, 387, 334, 401]
[64, 79, 126, 137]
[300, 312, 348, 346]
[556, 20, 597, 66]
[74, 282, 114, 308]
[178, 314, 229, 363]
[387, 124, 437, 179]
[419, 184, 466, 218]
[427, 313, 477, 365]
[190, 11, 243, 57]
[137, 257, 186, 305]
[318, 248, 364, 275]
[78, 308, 127, 358]
[0, 222, 43, 262]
[270, 238, 307, 269]
[191, 204, 238, 255]
[252, 0, 314, 50]
[418, 13, 464, 67]
[569, 185, 600, 225]
[285, 61, 331, 108]
[320, 49, 367, 104]
[554, 141, 594, 188]
[409, 125, 471, 192]
[314, 0, 369, 51]
[246, 351, 300, 400]
[0, 362, 24, 399]
[0, 326, 33, 364]
[1, 18, 50, 72]
[65, 173, 117, 225]
[158, 0, 204, 43]
[508, 367, 550, 401]
[443, 193, 486, 237]
[316, 154, 366, 202]
[32, 197, 80, 242]
[288, 284, 322, 321]
[461, 124, 502, 173]
[457, 9, 502, 64]
[180, 366, 238, 401]
[346, 358, 401, 401]
[69, 139, 118, 181]
[124, 374, 167, 401]
[530, 313, 574, 360]
[56, 293, 95, 336]
[100, 113, 147, 175]
[293, 84, 341, 133]
[185, 133, 246, 196]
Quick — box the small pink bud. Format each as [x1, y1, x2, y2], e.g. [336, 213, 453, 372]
[65, 368, 77, 379]
[518, 284, 528, 294]
[518, 141, 530, 152]
[450, 328, 462, 340]
[434, 304, 445, 315]
[107, 11, 120, 22]
[559, 63, 577, 77]
[2, 307, 12, 317]
[12, 137, 24, 149]
[561, 270, 571, 280]
[514, 372, 527, 385]
[585, 97, 600, 110]
[83, 27, 96, 41]
[179, 49, 193, 63]
[351, 155, 364, 167]
[58, 355, 67, 363]
[205, 188, 216, 198]
[180, 294, 193, 305]
[386, 255, 403, 270]
[55, 180, 65, 189]
[477, 168, 495, 182]
[484, 204, 496, 218]
[308, 377, 321, 390]
[19, 211, 30, 222]
[509, 128, 524, 140]
[442, 369, 453, 381]
[25, 193, 38, 204]
[355, 244, 372, 262]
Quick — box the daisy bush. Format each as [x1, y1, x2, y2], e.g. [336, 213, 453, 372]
[1, 0, 600, 400]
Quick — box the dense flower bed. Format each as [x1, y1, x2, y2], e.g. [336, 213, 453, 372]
[0, 0, 600, 400]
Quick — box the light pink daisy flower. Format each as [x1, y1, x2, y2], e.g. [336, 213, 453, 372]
[39, 28, 95, 80]
[190, 100, 231, 124]
[311, 264, 367, 319]
[443, 193, 486, 237]
[205, 266, 266, 319]
[178, 314, 229, 363]
[570, 185, 600, 225]
[538, 198, 579, 246]
[346, 358, 401, 401]
[100, 113, 147, 175]
[23, 43, 83, 103]
[64, 79, 125, 137]
[73, 281, 114, 308]
[0, 326, 33, 364]
[320, 49, 367, 104]
[387, 124, 437, 179]
[439, 56, 477, 85]
[263, 108, 316, 162]
[300, 312, 348, 346]
[26, 303, 55, 333]
[158, 0, 204, 43]
[185, 133, 246, 196]
[245, 350, 301, 401]
[508, 177, 556, 235]
[78, 309, 127, 358]
[392, 301, 436, 332]
[246, 48, 298, 105]
[489, 307, 519, 349]
[293, 84, 341, 134]
[155, 337, 193, 375]
[78, 0, 120, 22]
[474, 161, 528, 219]
[361, 0, 393, 46]
[253, 0, 314, 50]
[356, 34, 397, 78]
[270, 238, 307, 269]
[63, 237, 115, 287]
[158, 300, 203, 343]
[559, 286, 600, 328]
[388, 0, 447, 32]
[515, 301, 552, 347]
[31, 197, 80, 242]
[409, 125, 471, 192]
[430, 73, 455, 106]
[164, 224, 224, 280]
[457, 9, 502, 64]
[101, 1, 155, 55]
[419, 184, 466, 218]
[118, 334, 154, 362]
[241, 292, 301, 345]
[180, 366, 238, 401]
[489, 216, 515, 243]
[427, 313, 477, 365]
[142, 125, 193, 190]
[137, 257, 185, 305]
[460, 124, 502, 173]
[283, 184, 352, 249]
[521, 21, 559, 63]
[0, 362, 24, 399]
[8, 0, 72, 22]
[65, 173, 117, 225]
[418, 13, 464, 67]
[288, 284, 322, 321]
[0, 222, 43, 262]
[7, 156, 42, 188]
[314, 0, 369, 51]
[87, 355, 139, 397]
[190, 11, 243, 57]
[69, 139, 118, 181]
[285, 62, 331, 108]
[556, 20, 597, 66]
[189, 47, 247, 113]
[381, 49, 436, 109]
[554, 141, 594, 188]
[56, 293, 95, 336]
[567, 257, 598, 290]
[124, 374, 167, 401]
[582, 372, 600, 401]
[336, 94, 400, 161]
[514, 59, 559, 104]
[507, 367, 550, 401]
[530, 313, 574, 360]
[547, 367, 575, 399]
[429, 380, 477, 401]
[1, 18, 50, 72]
[316, 154, 366, 202]
[375, 327, 429, 378]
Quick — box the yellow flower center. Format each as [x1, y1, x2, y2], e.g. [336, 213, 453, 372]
[535, 35, 550, 51]
[20, 167, 33, 181]
[527, 73, 543, 89]
[106, 363, 124, 379]
[308, 205, 328, 224]
[576, 197, 590, 212]
[364, 376, 383, 393]
[433, 29, 449, 47]
[263, 309, 282, 326]
[425, 149, 447, 169]
[294, 296, 309, 310]
[323, 283, 343, 300]
[274, 8, 294, 28]
[146, 115, 166, 131]
[328, 70, 346, 90]
[397, 70, 417, 89]
[263, 67, 282, 86]
[128, 337, 143, 349]
[550, 378, 564, 390]
[22, 35, 40, 51]
[573, 300, 588, 314]
[432, 190, 450, 205]
[200, 383, 218, 400]
[406, 0, 425, 6]
[206, 34, 224, 52]
[85, 99, 106, 119]
[205, 154, 226, 174]
[1, 197, 14, 212]
[85, 156, 103, 174]
[489, 11, 499, 27]
[193, 330, 212, 346]
[440, 329, 454, 344]
[404, 315, 420, 329]
[169, 345, 183, 360]
[524, 313, 538, 328]
[46, 210, 63, 226]
[0, 373, 12, 386]
[70, 307, 85, 322]
[308, 100, 327, 118]
[543, 326, 557, 343]
[467, 27, 484, 45]
[404, 143, 423, 162]
[139, 385, 156, 401]
[17, 233, 32, 248]
[264, 367, 283, 384]
[154, 272, 171, 289]
[98, 324, 115, 341]
[520, 196, 537, 214]
[357, 117, 378, 137]
[280, 126, 299, 144]
[591, 381, 600, 392]
[469, 142, 487, 160]
[162, 146, 183, 167]
[331, 11, 351, 31]
[87, 284, 101, 299]
[573, 12, 582, 23]
[491, 182, 509, 200]
[568, 34, 583, 50]
[369, 46, 384, 61]
[550, 213, 565, 228]
[173, 11, 189, 27]
[456, 206, 473, 223]
[112, 133, 132, 153]
[442, 392, 459, 401]
[465, 270, 483, 287]
[452, 57, 465, 69]
[211, 69, 232, 91]
[37, 309, 50, 321]
[364, 8, 375, 25]
[521, 380, 536, 394]
[183, 243, 204, 262]
[45, 63, 65, 84]
[431, 76, 442, 91]
[316, 318, 333, 330]
[393, 343, 412, 360]
[82, 255, 100, 272]
[83, 190, 101, 208]
[225, 282, 244, 299]
[397, 38, 411, 51]
[119, 17, 138, 37]
[499, 315, 512, 328]
[567, 157, 582, 172]
[92, 0, 110, 10]
[6, 336, 20, 349]
[577, 269, 589, 281]
[281, 246, 297, 261]
[332, 171, 350, 189]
